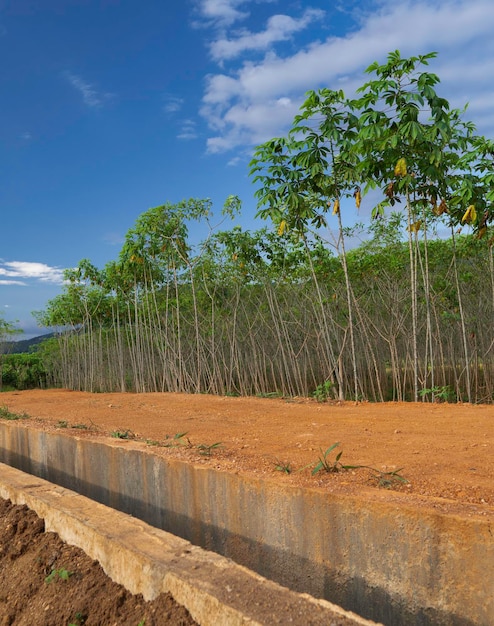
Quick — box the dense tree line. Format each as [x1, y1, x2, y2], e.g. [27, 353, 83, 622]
[35, 52, 494, 403]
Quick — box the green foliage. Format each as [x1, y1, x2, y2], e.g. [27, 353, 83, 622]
[1, 353, 47, 390]
[273, 459, 292, 474]
[196, 441, 223, 456]
[31, 52, 494, 404]
[310, 443, 357, 475]
[163, 432, 191, 447]
[369, 468, 409, 489]
[0, 315, 22, 345]
[69, 612, 86, 626]
[419, 385, 456, 403]
[0, 406, 29, 420]
[306, 442, 408, 489]
[110, 429, 135, 439]
[312, 380, 334, 402]
[45, 567, 73, 584]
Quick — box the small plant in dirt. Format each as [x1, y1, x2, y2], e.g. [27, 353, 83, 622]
[145, 438, 162, 446]
[72, 423, 93, 430]
[312, 381, 334, 403]
[197, 441, 223, 456]
[0, 405, 29, 420]
[163, 432, 191, 448]
[45, 567, 73, 584]
[274, 459, 292, 474]
[310, 443, 358, 475]
[110, 429, 135, 439]
[369, 468, 409, 489]
[419, 385, 456, 403]
[56, 420, 69, 428]
[69, 611, 87, 625]
[304, 442, 409, 489]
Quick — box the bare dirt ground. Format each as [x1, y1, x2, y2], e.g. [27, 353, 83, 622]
[0, 498, 197, 625]
[0, 389, 493, 624]
[1, 389, 493, 515]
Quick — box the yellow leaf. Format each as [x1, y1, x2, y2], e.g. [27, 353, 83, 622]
[354, 188, 361, 210]
[408, 220, 422, 233]
[277, 220, 287, 236]
[332, 198, 340, 215]
[461, 205, 476, 224]
[394, 158, 407, 177]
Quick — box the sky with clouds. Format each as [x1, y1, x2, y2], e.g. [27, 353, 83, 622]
[1, 0, 493, 337]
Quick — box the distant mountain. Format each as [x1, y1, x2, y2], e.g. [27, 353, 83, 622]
[1, 333, 56, 354]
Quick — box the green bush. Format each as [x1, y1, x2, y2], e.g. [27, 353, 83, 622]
[0, 353, 47, 390]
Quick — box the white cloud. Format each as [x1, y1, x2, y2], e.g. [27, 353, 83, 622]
[196, 0, 250, 27]
[200, 0, 494, 152]
[63, 71, 113, 108]
[163, 95, 184, 114]
[177, 119, 199, 140]
[210, 9, 325, 62]
[0, 261, 65, 284]
[0, 280, 27, 286]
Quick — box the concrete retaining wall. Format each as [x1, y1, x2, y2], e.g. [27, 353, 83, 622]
[0, 421, 492, 626]
[0, 463, 377, 626]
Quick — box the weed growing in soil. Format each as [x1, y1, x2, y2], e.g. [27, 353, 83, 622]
[56, 420, 95, 431]
[163, 431, 191, 447]
[419, 385, 456, 403]
[45, 567, 73, 583]
[145, 432, 223, 458]
[310, 443, 358, 475]
[297, 442, 409, 489]
[274, 459, 292, 474]
[69, 611, 87, 625]
[370, 468, 409, 489]
[197, 442, 223, 456]
[312, 381, 334, 402]
[110, 429, 135, 439]
[0, 405, 29, 420]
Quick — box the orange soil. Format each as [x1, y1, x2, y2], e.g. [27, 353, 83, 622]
[1, 389, 493, 519]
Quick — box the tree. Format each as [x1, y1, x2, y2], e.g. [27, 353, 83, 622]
[250, 49, 492, 402]
[250, 89, 362, 400]
[0, 314, 23, 390]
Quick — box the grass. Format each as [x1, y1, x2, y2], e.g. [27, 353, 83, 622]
[273, 459, 292, 474]
[197, 441, 223, 456]
[110, 429, 135, 439]
[369, 468, 409, 489]
[56, 420, 95, 431]
[294, 442, 409, 490]
[310, 442, 359, 475]
[163, 431, 191, 447]
[144, 432, 223, 458]
[0, 405, 29, 421]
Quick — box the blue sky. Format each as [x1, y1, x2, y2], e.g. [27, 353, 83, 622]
[1, 0, 494, 338]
